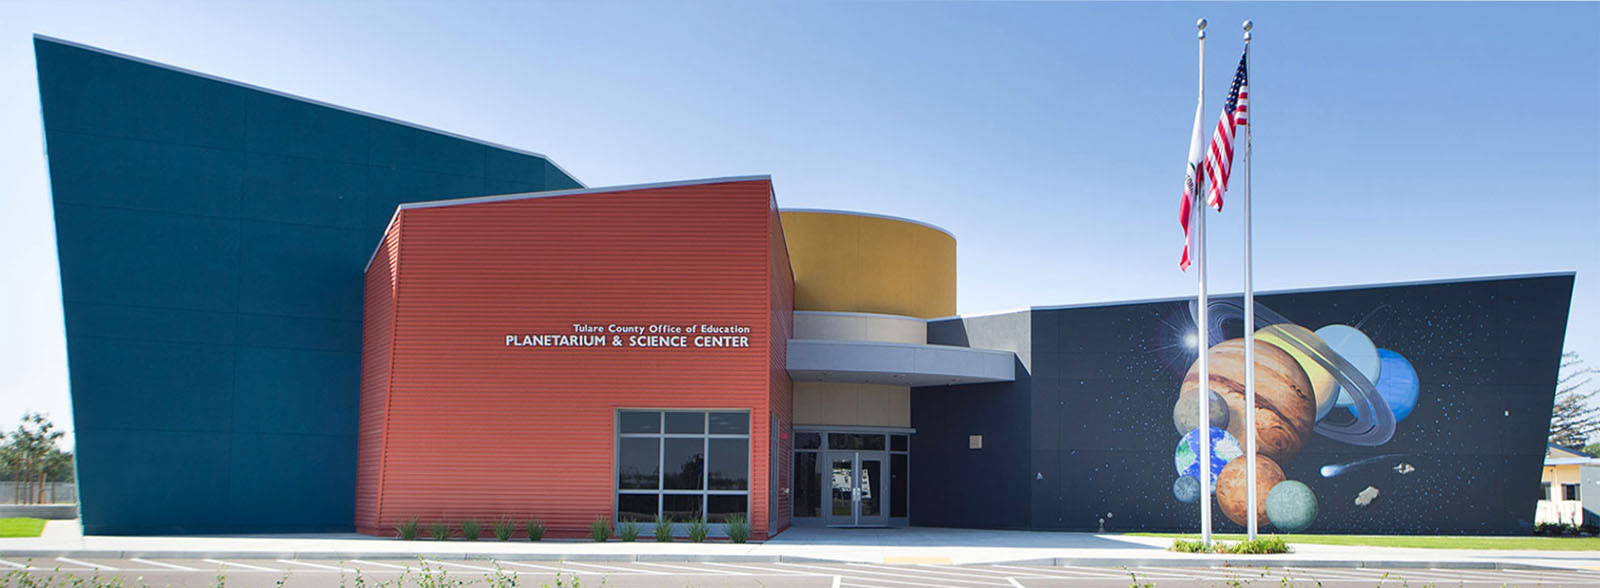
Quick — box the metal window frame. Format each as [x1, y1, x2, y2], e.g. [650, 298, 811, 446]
[614, 409, 752, 533]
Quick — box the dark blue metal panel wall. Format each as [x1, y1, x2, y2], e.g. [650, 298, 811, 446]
[915, 313, 1033, 530]
[916, 275, 1572, 535]
[35, 37, 582, 534]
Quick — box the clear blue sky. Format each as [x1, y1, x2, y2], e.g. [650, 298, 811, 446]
[1, 2, 1595, 448]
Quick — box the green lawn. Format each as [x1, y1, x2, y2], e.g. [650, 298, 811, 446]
[1128, 532, 1600, 551]
[0, 518, 46, 538]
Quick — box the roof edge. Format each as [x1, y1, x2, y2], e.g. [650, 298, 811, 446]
[32, 34, 586, 189]
[365, 175, 774, 271]
[1025, 271, 1578, 314]
[779, 208, 955, 240]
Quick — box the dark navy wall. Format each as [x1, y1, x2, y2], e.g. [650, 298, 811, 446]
[917, 274, 1573, 535]
[36, 36, 582, 534]
[916, 312, 1033, 530]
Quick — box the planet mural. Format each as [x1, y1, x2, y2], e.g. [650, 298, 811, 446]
[1315, 325, 1381, 408]
[1265, 480, 1318, 532]
[1255, 324, 1338, 421]
[1173, 475, 1202, 504]
[1169, 298, 1432, 533]
[1174, 426, 1243, 487]
[1191, 299, 1399, 446]
[1173, 388, 1229, 435]
[1216, 454, 1285, 527]
[1179, 338, 1317, 461]
[1374, 349, 1419, 422]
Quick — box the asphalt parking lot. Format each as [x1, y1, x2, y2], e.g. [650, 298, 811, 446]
[2, 556, 1597, 587]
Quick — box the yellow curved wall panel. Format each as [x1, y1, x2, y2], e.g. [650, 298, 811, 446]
[779, 210, 956, 319]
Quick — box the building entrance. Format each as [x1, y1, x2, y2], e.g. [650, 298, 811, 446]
[793, 429, 909, 528]
[826, 452, 888, 527]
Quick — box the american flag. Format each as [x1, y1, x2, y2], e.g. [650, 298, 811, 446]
[1203, 50, 1249, 210]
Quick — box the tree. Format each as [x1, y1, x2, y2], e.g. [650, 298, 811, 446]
[0, 412, 69, 504]
[1551, 352, 1600, 449]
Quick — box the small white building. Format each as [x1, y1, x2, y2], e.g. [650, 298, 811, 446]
[1536, 444, 1599, 526]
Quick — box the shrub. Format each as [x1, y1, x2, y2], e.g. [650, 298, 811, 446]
[686, 518, 710, 543]
[459, 518, 482, 541]
[591, 516, 611, 542]
[395, 517, 420, 540]
[492, 518, 515, 541]
[429, 520, 450, 540]
[619, 520, 640, 542]
[1170, 538, 1209, 553]
[724, 515, 750, 543]
[653, 516, 674, 542]
[1582, 523, 1599, 536]
[1218, 535, 1290, 554]
[526, 519, 545, 542]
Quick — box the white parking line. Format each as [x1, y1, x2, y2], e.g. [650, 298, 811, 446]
[131, 558, 199, 571]
[203, 559, 279, 572]
[831, 575, 841, 588]
[422, 559, 501, 573]
[1004, 578, 1023, 588]
[842, 583, 903, 588]
[1497, 567, 1600, 580]
[558, 561, 669, 575]
[57, 557, 116, 571]
[633, 561, 746, 575]
[492, 561, 569, 573]
[347, 559, 408, 570]
[704, 562, 826, 576]
[0, 559, 28, 570]
[777, 562, 996, 587]
[984, 565, 1127, 579]
[1135, 566, 1259, 580]
[860, 563, 1047, 581]
[276, 559, 356, 572]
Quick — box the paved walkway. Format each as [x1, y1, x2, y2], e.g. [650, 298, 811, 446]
[4, 521, 1597, 573]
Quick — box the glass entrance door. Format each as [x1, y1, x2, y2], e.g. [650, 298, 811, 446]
[824, 452, 888, 527]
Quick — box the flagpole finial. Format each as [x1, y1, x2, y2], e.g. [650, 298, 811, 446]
[1197, 18, 1207, 39]
[1243, 20, 1253, 42]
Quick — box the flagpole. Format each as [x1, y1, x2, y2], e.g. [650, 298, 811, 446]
[1194, 16, 1213, 547]
[1242, 19, 1258, 542]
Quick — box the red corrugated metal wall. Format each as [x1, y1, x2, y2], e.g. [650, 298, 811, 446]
[357, 227, 401, 532]
[356, 178, 792, 539]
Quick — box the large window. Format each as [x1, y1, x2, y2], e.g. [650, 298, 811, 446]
[617, 410, 750, 524]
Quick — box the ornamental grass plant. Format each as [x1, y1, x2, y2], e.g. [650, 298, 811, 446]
[459, 518, 482, 540]
[526, 519, 545, 541]
[618, 520, 641, 542]
[653, 516, 674, 542]
[723, 515, 750, 543]
[492, 518, 515, 541]
[395, 517, 420, 540]
[686, 518, 710, 543]
[590, 516, 611, 542]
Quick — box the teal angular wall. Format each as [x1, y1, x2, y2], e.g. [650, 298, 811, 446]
[35, 36, 582, 534]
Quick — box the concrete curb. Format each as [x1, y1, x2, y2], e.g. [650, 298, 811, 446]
[0, 549, 1577, 571]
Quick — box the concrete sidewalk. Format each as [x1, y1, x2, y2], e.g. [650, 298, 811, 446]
[3, 521, 1597, 573]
